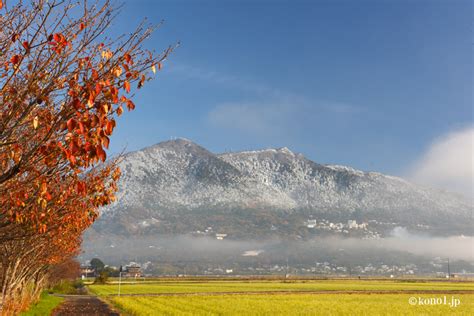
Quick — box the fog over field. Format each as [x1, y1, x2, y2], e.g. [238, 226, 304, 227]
[81, 228, 474, 265]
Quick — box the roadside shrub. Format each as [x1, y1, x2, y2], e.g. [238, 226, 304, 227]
[94, 271, 109, 284]
[49, 280, 79, 295]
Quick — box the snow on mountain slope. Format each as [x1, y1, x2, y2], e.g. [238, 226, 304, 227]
[95, 139, 472, 235]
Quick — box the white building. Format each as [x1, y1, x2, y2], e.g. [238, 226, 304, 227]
[347, 220, 358, 229]
[216, 233, 227, 240]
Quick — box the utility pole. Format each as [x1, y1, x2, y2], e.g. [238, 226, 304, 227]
[118, 271, 124, 297]
[447, 258, 451, 278]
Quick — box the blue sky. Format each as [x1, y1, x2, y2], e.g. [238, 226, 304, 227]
[108, 0, 472, 177]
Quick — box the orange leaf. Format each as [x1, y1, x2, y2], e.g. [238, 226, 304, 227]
[126, 100, 135, 111]
[116, 105, 123, 116]
[124, 80, 130, 93]
[138, 74, 146, 89]
[96, 145, 106, 162]
[45, 192, 52, 201]
[102, 136, 110, 149]
[88, 94, 95, 108]
[105, 121, 114, 135]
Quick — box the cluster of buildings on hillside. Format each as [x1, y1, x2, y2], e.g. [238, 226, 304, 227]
[191, 219, 384, 241]
[192, 226, 229, 240]
[304, 219, 381, 238]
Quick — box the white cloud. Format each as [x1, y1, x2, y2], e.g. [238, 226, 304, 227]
[207, 100, 363, 138]
[167, 63, 286, 98]
[409, 126, 474, 199]
[208, 102, 295, 136]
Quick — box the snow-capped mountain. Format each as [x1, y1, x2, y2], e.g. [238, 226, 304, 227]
[91, 138, 472, 237]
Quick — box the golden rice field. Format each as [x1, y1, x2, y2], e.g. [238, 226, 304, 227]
[108, 293, 474, 316]
[88, 279, 474, 296]
[88, 279, 474, 315]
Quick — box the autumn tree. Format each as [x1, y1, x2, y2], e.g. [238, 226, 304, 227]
[0, 0, 172, 313]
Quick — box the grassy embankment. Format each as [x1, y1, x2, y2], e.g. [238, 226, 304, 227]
[19, 292, 64, 316]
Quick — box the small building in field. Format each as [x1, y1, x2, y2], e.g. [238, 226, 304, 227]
[124, 265, 142, 277]
[80, 266, 95, 278]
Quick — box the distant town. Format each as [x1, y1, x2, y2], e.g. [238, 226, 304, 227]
[80, 255, 474, 280]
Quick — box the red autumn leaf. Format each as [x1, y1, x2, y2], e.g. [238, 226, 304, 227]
[22, 41, 30, 51]
[11, 33, 19, 42]
[91, 69, 99, 80]
[96, 145, 106, 162]
[66, 118, 76, 132]
[45, 192, 52, 201]
[53, 33, 61, 42]
[95, 83, 101, 95]
[124, 52, 132, 64]
[72, 98, 82, 110]
[79, 23, 85, 31]
[68, 153, 76, 165]
[69, 140, 78, 155]
[10, 55, 20, 64]
[78, 122, 85, 135]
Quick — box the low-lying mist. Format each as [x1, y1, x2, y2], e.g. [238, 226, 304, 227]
[81, 228, 473, 266]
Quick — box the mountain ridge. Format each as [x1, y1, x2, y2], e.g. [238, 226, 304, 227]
[92, 138, 472, 238]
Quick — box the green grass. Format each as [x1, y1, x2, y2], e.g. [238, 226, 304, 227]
[110, 293, 474, 316]
[20, 292, 64, 316]
[89, 280, 474, 296]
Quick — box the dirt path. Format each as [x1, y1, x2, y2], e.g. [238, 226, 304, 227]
[51, 295, 119, 316]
